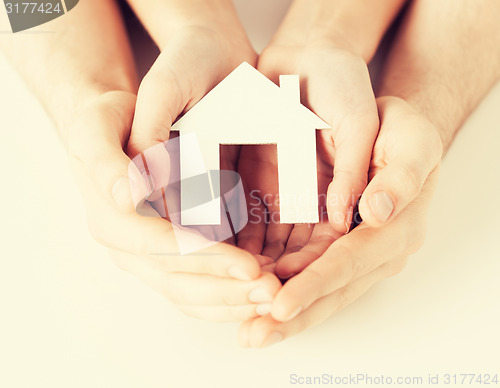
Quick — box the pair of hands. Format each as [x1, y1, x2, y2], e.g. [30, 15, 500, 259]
[66, 24, 442, 347]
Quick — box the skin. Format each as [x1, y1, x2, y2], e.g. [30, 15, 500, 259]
[124, 0, 257, 162]
[239, 96, 443, 347]
[2, 0, 499, 346]
[238, 0, 500, 347]
[238, 0, 408, 260]
[0, 0, 281, 323]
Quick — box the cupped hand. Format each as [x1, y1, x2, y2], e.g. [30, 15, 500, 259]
[237, 42, 379, 264]
[66, 91, 281, 323]
[126, 23, 257, 175]
[238, 96, 443, 347]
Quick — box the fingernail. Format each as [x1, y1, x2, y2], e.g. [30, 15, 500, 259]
[263, 331, 284, 347]
[248, 287, 274, 303]
[228, 266, 252, 281]
[369, 191, 394, 223]
[284, 306, 302, 321]
[256, 303, 272, 316]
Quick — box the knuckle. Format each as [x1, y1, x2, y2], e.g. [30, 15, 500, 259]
[336, 245, 365, 281]
[394, 163, 423, 203]
[139, 69, 164, 94]
[301, 267, 327, 301]
[228, 306, 253, 322]
[332, 168, 368, 191]
[264, 238, 286, 254]
[351, 254, 366, 279]
[336, 286, 353, 310]
[203, 256, 229, 277]
[406, 219, 427, 254]
[257, 47, 287, 78]
[221, 290, 237, 306]
[305, 267, 325, 290]
[150, 123, 173, 145]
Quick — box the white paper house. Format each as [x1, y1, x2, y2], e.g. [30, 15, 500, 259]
[171, 62, 330, 225]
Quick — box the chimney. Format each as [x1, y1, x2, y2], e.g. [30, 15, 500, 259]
[279, 75, 300, 105]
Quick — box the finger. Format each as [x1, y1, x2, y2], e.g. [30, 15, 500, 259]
[237, 198, 267, 255]
[236, 145, 275, 255]
[275, 223, 339, 279]
[127, 33, 240, 158]
[67, 91, 137, 212]
[128, 141, 172, 204]
[259, 151, 293, 259]
[161, 272, 281, 306]
[126, 48, 189, 158]
[270, 205, 420, 322]
[261, 262, 277, 274]
[238, 259, 405, 348]
[85, 169, 263, 282]
[220, 144, 241, 172]
[259, 185, 291, 258]
[358, 97, 443, 227]
[281, 224, 315, 256]
[237, 188, 267, 255]
[254, 254, 275, 267]
[326, 111, 379, 234]
[110, 249, 280, 306]
[67, 94, 260, 280]
[261, 216, 293, 260]
[238, 144, 290, 258]
[101, 210, 263, 280]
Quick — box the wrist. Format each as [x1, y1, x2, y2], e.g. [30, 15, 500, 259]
[127, 0, 251, 52]
[378, 92, 449, 155]
[270, 0, 407, 63]
[378, 71, 461, 155]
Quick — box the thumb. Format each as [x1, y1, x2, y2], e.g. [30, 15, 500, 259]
[66, 91, 138, 212]
[126, 52, 186, 159]
[359, 159, 433, 226]
[358, 97, 443, 227]
[126, 33, 222, 159]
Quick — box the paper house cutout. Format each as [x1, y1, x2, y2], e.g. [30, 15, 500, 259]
[171, 62, 330, 225]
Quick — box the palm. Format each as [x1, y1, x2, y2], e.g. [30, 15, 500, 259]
[236, 131, 343, 278]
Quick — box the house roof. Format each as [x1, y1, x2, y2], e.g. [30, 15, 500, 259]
[171, 62, 330, 133]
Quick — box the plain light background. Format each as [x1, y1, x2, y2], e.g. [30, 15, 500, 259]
[1, 0, 499, 387]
